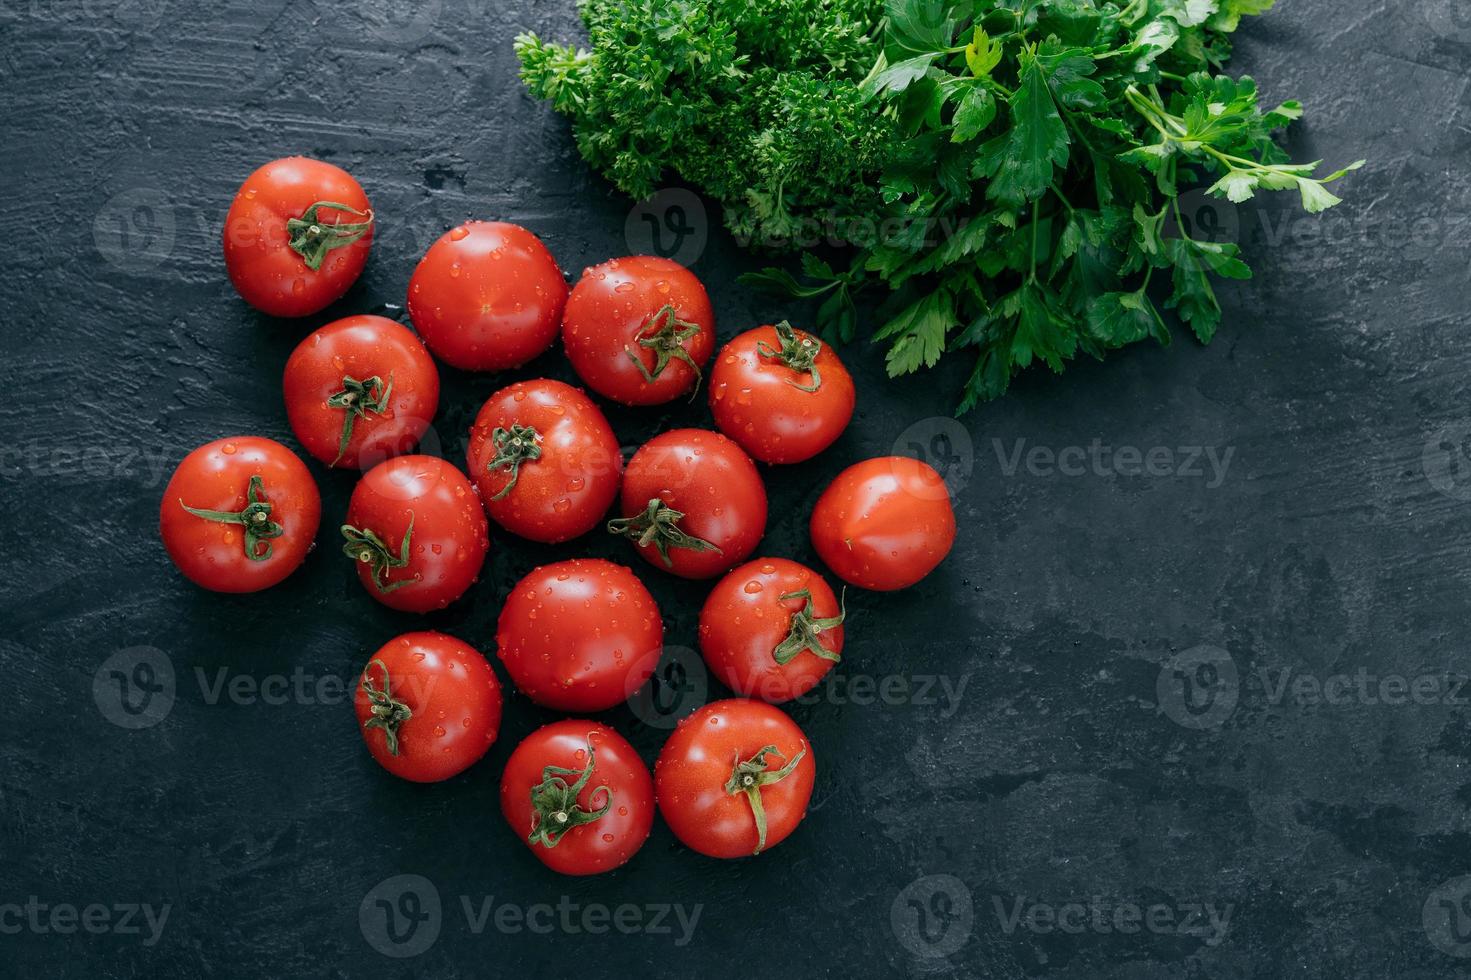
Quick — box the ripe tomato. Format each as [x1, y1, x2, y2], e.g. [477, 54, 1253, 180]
[354, 631, 502, 783]
[407, 221, 567, 372]
[655, 699, 815, 858]
[341, 455, 488, 613]
[160, 436, 321, 593]
[223, 157, 374, 318]
[282, 315, 439, 469]
[466, 379, 621, 543]
[700, 558, 845, 703]
[496, 559, 662, 712]
[810, 456, 956, 591]
[562, 256, 714, 405]
[709, 322, 855, 464]
[500, 721, 654, 876]
[609, 429, 766, 579]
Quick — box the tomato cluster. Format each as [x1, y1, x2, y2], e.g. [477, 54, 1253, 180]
[160, 156, 957, 874]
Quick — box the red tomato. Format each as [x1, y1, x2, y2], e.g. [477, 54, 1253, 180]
[655, 699, 815, 858]
[160, 436, 321, 593]
[223, 157, 373, 318]
[341, 455, 489, 612]
[466, 379, 621, 543]
[609, 429, 766, 579]
[700, 558, 845, 703]
[500, 721, 654, 876]
[282, 315, 439, 469]
[562, 256, 715, 405]
[709, 322, 855, 464]
[354, 631, 502, 783]
[496, 559, 663, 712]
[810, 456, 956, 591]
[406, 221, 567, 371]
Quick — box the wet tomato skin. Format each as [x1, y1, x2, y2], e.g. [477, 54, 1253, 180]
[466, 378, 622, 543]
[614, 428, 767, 580]
[500, 721, 655, 876]
[343, 455, 489, 613]
[282, 315, 439, 469]
[223, 157, 373, 318]
[407, 221, 567, 372]
[354, 631, 502, 783]
[496, 559, 663, 712]
[562, 256, 715, 405]
[809, 456, 956, 591]
[160, 436, 321, 593]
[699, 558, 844, 703]
[655, 699, 815, 859]
[709, 324, 855, 464]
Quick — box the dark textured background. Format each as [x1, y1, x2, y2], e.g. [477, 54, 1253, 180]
[3, 0, 1471, 976]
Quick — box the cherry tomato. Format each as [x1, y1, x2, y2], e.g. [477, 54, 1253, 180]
[160, 436, 321, 593]
[407, 221, 567, 372]
[466, 379, 621, 543]
[810, 456, 956, 591]
[496, 559, 663, 712]
[341, 455, 489, 613]
[562, 256, 714, 405]
[500, 721, 654, 876]
[709, 322, 855, 464]
[700, 559, 846, 703]
[655, 699, 815, 858]
[282, 315, 439, 470]
[223, 157, 374, 318]
[608, 429, 766, 580]
[354, 631, 502, 783]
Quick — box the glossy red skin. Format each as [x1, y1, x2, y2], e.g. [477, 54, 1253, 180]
[617, 429, 767, 579]
[223, 157, 373, 318]
[344, 455, 489, 613]
[282, 315, 439, 470]
[655, 699, 815, 859]
[407, 221, 567, 371]
[160, 436, 321, 593]
[500, 721, 654, 876]
[354, 631, 502, 783]
[810, 456, 957, 591]
[562, 256, 715, 405]
[700, 558, 844, 703]
[709, 324, 855, 464]
[496, 559, 663, 712]
[466, 379, 622, 543]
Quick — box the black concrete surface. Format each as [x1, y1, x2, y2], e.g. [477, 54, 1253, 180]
[3, 0, 1471, 977]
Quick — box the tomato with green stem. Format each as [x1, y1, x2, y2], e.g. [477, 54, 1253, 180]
[407, 221, 567, 372]
[223, 157, 374, 318]
[608, 428, 766, 580]
[562, 256, 714, 405]
[466, 378, 621, 543]
[500, 720, 654, 876]
[655, 699, 815, 858]
[341, 455, 488, 613]
[496, 559, 663, 712]
[160, 436, 321, 593]
[282, 315, 439, 469]
[700, 558, 846, 703]
[354, 631, 502, 783]
[809, 456, 956, 591]
[709, 322, 855, 464]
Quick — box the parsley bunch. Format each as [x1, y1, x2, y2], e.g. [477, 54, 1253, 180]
[517, 0, 1362, 412]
